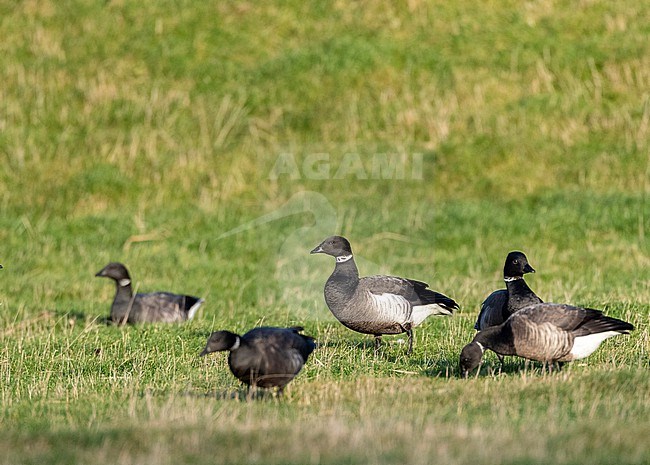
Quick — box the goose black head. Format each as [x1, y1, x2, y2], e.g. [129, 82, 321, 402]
[310, 236, 353, 258]
[459, 342, 484, 378]
[503, 251, 535, 280]
[95, 262, 132, 286]
[200, 330, 240, 356]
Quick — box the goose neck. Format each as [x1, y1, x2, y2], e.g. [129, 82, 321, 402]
[475, 325, 514, 355]
[114, 281, 133, 301]
[333, 255, 359, 278]
[505, 277, 533, 296]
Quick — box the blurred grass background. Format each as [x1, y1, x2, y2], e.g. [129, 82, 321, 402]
[0, 1, 648, 464]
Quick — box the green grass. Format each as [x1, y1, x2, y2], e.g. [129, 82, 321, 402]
[1, 0, 649, 463]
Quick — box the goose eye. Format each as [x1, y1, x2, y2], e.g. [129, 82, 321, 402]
[513, 259, 519, 264]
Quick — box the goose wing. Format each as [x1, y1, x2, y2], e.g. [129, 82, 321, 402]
[245, 327, 315, 376]
[475, 289, 507, 330]
[516, 303, 632, 335]
[361, 276, 458, 310]
[135, 292, 202, 322]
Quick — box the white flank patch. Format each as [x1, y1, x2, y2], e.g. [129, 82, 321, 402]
[411, 304, 451, 326]
[570, 331, 621, 360]
[187, 298, 204, 320]
[368, 292, 410, 322]
[119, 278, 131, 287]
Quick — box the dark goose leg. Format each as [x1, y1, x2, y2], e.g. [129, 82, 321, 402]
[405, 328, 413, 355]
[374, 335, 382, 354]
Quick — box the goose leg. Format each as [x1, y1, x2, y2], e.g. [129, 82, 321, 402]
[548, 361, 564, 373]
[496, 354, 505, 372]
[374, 335, 382, 354]
[543, 361, 558, 374]
[406, 329, 414, 355]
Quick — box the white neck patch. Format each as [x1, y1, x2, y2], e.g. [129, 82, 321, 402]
[119, 278, 131, 287]
[475, 341, 485, 353]
[336, 254, 353, 263]
[503, 276, 523, 282]
[230, 336, 240, 351]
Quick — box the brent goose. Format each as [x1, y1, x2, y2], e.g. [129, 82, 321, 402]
[200, 326, 316, 393]
[310, 235, 458, 354]
[95, 262, 204, 324]
[460, 303, 634, 377]
[475, 251, 542, 331]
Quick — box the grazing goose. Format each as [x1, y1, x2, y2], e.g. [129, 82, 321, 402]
[200, 326, 316, 393]
[310, 235, 458, 354]
[95, 262, 204, 324]
[460, 303, 634, 377]
[475, 251, 542, 331]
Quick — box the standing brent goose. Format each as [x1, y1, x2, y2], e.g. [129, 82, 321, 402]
[95, 262, 204, 324]
[200, 326, 316, 393]
[475, 251, 542, 330]
[310, 235, 458, 354]
[460, 303, 634, 377]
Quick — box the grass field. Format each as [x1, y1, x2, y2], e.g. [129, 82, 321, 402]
[1, 1, 649, 464]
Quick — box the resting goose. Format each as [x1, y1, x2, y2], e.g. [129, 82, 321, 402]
[310, 235, 458, 354]
[475, 251, 542, 330]
[460, 303, 634, 377]
[95, 262, 204, 324]
[200, 326, 316, 393]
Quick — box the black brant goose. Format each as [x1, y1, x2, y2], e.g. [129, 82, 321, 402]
[310, 235, 459, 354]
[475, 251, 542, 331]
[200, 326, 316, 393]
[95, 262, 204, 324]
[460, 303, 634, 377]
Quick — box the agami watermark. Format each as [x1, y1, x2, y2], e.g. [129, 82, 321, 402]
[269, 152, 424, 180]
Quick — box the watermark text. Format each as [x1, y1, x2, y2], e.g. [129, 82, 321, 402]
[269, 152, 424, 180]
